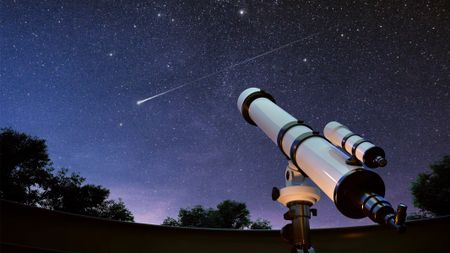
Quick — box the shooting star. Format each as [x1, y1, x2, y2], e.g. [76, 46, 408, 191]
[137, 27, 336, 105]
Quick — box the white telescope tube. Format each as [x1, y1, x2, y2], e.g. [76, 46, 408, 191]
[324, 121, 387, 168]
[237, 88, 370, 203]
[237, 88, 405, 231]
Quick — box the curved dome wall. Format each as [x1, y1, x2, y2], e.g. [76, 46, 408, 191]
[1, 200, 449, 253]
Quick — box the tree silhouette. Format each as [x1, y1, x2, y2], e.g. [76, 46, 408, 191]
[250, 218, 272, 229]
[411, 155, 450, 216]
[176, 205, 218, 228]
[0, 128, 134, 221]
[162, 200, 271, 229]
[0, 128, 53, 205]
[216, 200, 251, 229]
[161, 217, 180, 226]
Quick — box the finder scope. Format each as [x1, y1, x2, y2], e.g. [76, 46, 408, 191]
[324, 121, 387, 168]
[237, 87, 406, 231]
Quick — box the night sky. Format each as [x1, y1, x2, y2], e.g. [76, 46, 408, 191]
[1, 1, 449, 229]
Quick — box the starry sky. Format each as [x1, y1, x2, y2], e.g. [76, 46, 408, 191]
[1, 1, 449, 229]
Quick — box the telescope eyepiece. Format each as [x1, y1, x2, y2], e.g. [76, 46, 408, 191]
[361, 193, 407, 232]
[374, 156, 387, 167]
[394, 204, 407, 232]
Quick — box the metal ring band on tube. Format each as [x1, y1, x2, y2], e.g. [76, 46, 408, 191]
[289, 131, 321, 177]
[241, 90, 276, 125]
[351, 139, 371, 156]
[341, 133, 358, 151]
[277, 120, 312, 159]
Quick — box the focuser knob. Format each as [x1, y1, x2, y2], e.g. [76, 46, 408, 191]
[272, 187, 281, 201]
[395, 204, 407, 232]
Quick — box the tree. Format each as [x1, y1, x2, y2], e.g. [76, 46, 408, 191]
[250, 218, 272, 229]
[100, 199, 134, 221]
[177, 205, 218, 228]
[216, 200, 251, 229]
[41, 169, 134, 221]
[162, 205, 220, 228]
[161, 217, 180, 226]
[0, 128, 134, 222]
[162, 200, 271, 229]
[411, 155, 450, 216]
[0, 128, 53, 206]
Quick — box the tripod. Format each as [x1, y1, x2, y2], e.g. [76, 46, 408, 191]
[272, 161, 321, 253]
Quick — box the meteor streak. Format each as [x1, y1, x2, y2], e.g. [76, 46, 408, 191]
[137, 27, 335, 105]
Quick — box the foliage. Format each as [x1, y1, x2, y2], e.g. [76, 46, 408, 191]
[0, 128, 134, 221]
[411, 155, 450, 216]
[178, 205, 219, 228]
[100, 199, 134, 221]
[161, 217, 180, 226]
[216, 200, 251, 229]
[0, 128, 53, 205]
[162, 200, 271, 229]
[250, 218, 272, 229]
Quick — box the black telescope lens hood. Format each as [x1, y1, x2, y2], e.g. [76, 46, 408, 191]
[333, 168, 385, 219]
[363, 146, 386, 168]
[241, 89, 276, 125]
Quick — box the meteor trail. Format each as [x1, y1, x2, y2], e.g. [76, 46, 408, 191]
[137, 27, 335, 105]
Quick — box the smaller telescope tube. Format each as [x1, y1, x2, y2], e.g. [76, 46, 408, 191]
[324, 121, 387, 168]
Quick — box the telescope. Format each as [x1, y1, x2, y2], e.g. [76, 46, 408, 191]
[237, 88, 406, 252]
